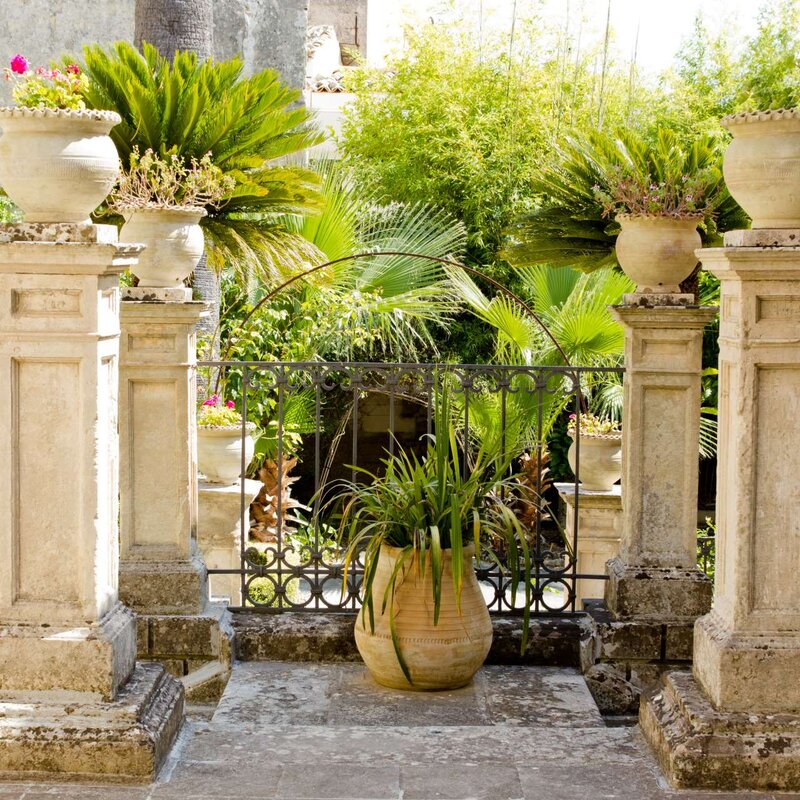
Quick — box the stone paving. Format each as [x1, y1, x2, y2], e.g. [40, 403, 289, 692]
[0, 662, 798, 800]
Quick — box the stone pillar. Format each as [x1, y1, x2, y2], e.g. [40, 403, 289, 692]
[118, 292, 235, 702]
[641, 232, 800, 791]
[0, 223, 183, 780]
[198, 478, 262, 604]
[605, 306, 716, 621]
[119, 295, 209, 615]
[556, 483, 622, 607]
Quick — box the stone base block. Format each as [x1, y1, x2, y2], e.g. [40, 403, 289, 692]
[604, 557, 712, 621]
[120, 554, 208, 615]
[0, 222, 118, 244]
[0, 663, 184, 783]
[0, 603, 136, 701]
[122, 286, 193, 302]
[137, 603, 233, 702]
[723, 228, 800, 248]
[694, 612, 800, 713]
[622, 292, 695, 307]
[640, 670, 800, 791]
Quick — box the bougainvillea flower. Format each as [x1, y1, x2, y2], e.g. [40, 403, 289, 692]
[226, 400, 235, 409]
[66, 63, 80, 75]
[202, 394, 220, 407]
[9, 54, 28, 74]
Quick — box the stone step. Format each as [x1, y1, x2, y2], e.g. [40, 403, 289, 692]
[231, 611, 596, 670]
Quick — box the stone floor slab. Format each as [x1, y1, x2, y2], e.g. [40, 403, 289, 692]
[0, 663, 796, 799]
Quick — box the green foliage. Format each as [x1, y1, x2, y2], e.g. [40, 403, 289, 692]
[0, 196, 21, 223]
[5, 60, 88, 110]
[504, 127, 747, 274]
[331, 383, 532, 678]
[81, 41, 323, 279]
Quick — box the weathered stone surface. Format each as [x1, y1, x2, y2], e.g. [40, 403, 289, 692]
[723, 227, 800, 247]
[197, 478, 261, 604]
[584, 664, 641, 715]
[605, 558, 712, 622]
[0, 222, 118, 244]
[0, 664, 184, 783]
[556, 483, 622, 607]
[694, 611, 800, 714]
[0, 603, 136, 701]
[232, 611, 597, 669]
[122, 287, 193, 302]
[119, 300, 210, 617]
[641, 671, 800, 791]
[119, 557, 208, 616]
[147, 609, 230, 660]
[605, 306, 716, 623]
[664, 621, 694, 661]
[622, 292, 695, 307]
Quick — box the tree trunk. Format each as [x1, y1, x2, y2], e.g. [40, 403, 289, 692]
[134, 0, 219, 376]
[134, 0, 213, 62]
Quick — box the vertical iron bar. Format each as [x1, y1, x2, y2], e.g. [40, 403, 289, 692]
[388, 369, 396, 459]
[240, 365, 248, 607]
[534, 374, 544, 614]
[463, 373, 470, 478]
[276, 370, 285, 610]
[571, 382, 581, 612]
[352, 381, 359, 485]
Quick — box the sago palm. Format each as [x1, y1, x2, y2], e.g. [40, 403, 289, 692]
[81, 41, 324, 278]
[503, 127, 748, 273]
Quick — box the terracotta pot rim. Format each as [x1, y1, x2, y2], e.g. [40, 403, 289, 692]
[122, 205, 208, 221]
[0, 106, 121, 125]
[722, 108, 800, 128]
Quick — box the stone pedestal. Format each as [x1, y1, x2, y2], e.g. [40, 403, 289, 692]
[642, 239, 800, 790]
[198, 478, 261, 604]
[0, 224, 183, 781]
[119, 295, 209, 615]
[605, 306, 716, 621]
[556, 483, 621, 607]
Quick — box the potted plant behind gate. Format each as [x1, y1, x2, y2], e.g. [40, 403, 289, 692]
[593, 161, 720, 296]
[566, 412, 622, 492]
[331, 384, 532, 691]
[107, 147, 234, 289]
[0, 54, 120, 223]
[197, 394, 256, 485]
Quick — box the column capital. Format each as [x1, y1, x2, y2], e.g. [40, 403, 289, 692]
[610, 304, 718, 330]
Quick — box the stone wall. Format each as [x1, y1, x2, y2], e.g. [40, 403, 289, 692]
[308, 0, 366, 56]
[0, 0, 308, 97]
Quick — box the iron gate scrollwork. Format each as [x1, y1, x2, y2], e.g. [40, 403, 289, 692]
[197, 361, 624, 615]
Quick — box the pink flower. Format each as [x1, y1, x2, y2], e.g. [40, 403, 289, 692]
[569, 413, 577, 420]
[9, 54, 28, 74]
[66, 63, 80, 75]
[226, 400, 235, 409]
[35, 65, 47, 76]
[202, 394, 220, 407]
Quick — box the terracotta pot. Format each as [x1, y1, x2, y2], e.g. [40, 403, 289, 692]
[120, 207, 206, 288]
[0, 107, 120, 223]
[721, 109, 800, 228]
[615, 214, 702, 293]
[197, 423, 255, 485]
[568, 435, 622, 491]
[355, 544, 492, 691]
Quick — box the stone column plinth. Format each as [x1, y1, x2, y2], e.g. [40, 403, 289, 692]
[0, 223, 182, 781]
[641, 233, 800, 791]
[556, 483, 621, 607]
[605, 306, 716, 621]
[198, 478, 261, 604]
[119, 296, 209, 615]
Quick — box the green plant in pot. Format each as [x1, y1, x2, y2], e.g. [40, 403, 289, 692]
[332, 384, 532, 691]
[107, 147, 234, 290]
[566, 412, 622, 492]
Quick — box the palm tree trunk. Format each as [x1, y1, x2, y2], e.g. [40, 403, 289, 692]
[134, 0, 213, 61]
[134, 0, 218, 373]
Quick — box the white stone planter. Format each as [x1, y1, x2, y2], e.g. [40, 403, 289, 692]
[568, 434, 622, 491]
[0, 107, 120, 223]
[197, 424, 256, 485]
[615, 214, 702, 294]
[120, 207, 207, 288]
[722, 109, 800, 229]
